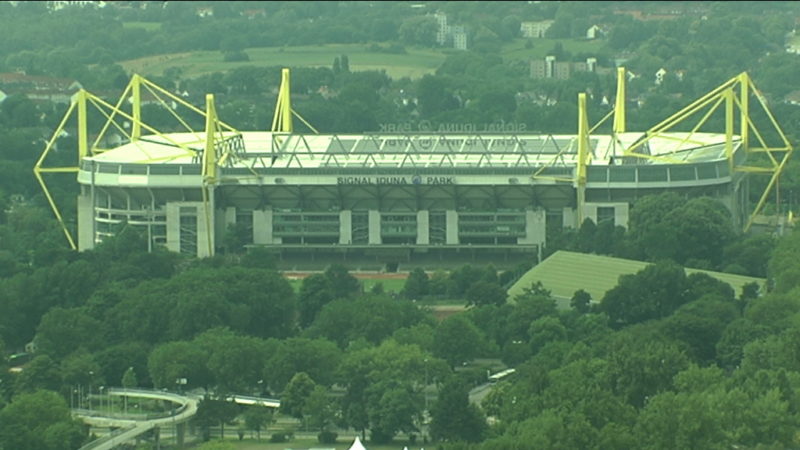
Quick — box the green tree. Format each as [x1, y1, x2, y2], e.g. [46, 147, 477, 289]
[430, 377, 487, 443]
[606, 331, 691, 408]
[194, 396, 240, 442]
[504, 283, 558, 345]
[13, 355, 62, 394]
[147, 340, 212, 390]
[34, 307, 104, 359]
[306, 295, 430, 348]
[570, 289, 592, 314]
[768, 227, 800, 292]
[661, 298, 739, 363]
[664, 197, 735, 267]
[304, 385, 336, 432]
[601, 260, 691, 328]
[416, 74, 459, 117]
[715, 318, 770, 369]
[281, 372, 317, 420]
[59, 351, 103, 397]
[528, 316, 567, 354]
[392, 322, 436, 352]
[337, 341, 447, 439]
[627, 192, 684, 258]
[433, 314, 485, 367]
[402, 267, 429, 300]
[398, 16, 437, 46]
[121, 366, 138, 389]
[366, 379, 423, 443]
[324, 264, 361, 300]
[298, 274, 334, 328]
[465, 281, 507, 307]
[242, 406, 273, 440]
[0, 390, 87, 450]
[195, 328, 270, 394]
[264, 337, 342, 391]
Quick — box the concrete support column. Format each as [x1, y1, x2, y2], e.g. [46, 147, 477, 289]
[165, 202, 182, 254]
[521, 209, 547, 263]
[176, 422, 185, 447]
[416, 210, 430, 245]
[225, 207, 236, 227]
[562, 207, 577, 229]
[166, 201, 209, 256]
[196, 201, 214, 259]
[368, 210, 381, 244]
[615, 203, 630, 228]
[581, 204, 598, 225]
[519, 209, 546, 246]
[77, 192, 94, 251]
[339, 210, 352, 244]
[215, 206, 235, 243]
[253, 209, 274, 244]
[445, 210, 459, 244]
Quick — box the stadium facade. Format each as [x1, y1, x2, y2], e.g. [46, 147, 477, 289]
[35, 69, 793, 266]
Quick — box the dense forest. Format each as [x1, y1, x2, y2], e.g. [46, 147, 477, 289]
[1, 1, 800, 449]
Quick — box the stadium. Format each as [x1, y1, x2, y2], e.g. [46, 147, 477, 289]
[35, 68, 792, 268]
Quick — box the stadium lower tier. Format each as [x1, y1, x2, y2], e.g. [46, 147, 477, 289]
[76, 172, 745, 268]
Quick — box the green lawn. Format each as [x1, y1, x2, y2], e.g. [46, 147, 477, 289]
[121, 21, 162, 31]
[119, 38, 609, 81]
[500, 37, 607, 61]
[120, 44, 447, 80]
[190, 438, 423, 450]
[285, 276, 406, 294]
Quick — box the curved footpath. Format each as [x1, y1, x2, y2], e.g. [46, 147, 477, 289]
[74, 388, 198, 450]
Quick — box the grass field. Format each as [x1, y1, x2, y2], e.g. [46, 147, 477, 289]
[118, 37, 610, 82]
[122, 21, 162, 31]
[285, 273, 408, 294]
[120, 44, 448, 80]
[500, 37, 607, 61]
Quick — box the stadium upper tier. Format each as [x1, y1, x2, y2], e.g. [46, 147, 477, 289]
[78, 131, 741, 187]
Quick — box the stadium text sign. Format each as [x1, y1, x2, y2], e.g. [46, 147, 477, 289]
[337, 176, 455, 185]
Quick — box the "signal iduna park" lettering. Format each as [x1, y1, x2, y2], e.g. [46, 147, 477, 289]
[337, 176, 455, 185]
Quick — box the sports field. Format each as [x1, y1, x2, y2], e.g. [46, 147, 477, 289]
[499, 37, 607, 61]
[120, 44, 448, 80]
[118, 36, 608, 82]
[284, 272, 408, 294]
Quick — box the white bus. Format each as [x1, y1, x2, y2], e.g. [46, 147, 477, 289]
[488, 368, 516, 383]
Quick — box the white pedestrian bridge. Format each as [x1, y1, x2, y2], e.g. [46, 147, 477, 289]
[73, 388, 280, 450]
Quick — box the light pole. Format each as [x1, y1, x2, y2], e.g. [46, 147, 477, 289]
[88, 371, 94, 410]
[424, 359, 429, 409]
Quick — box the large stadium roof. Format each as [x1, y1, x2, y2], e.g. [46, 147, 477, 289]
[89, 131, 736, 169]
[506, 250, 765, 306]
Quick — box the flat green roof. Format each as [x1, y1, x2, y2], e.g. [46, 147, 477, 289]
[507, 250, 765, 305]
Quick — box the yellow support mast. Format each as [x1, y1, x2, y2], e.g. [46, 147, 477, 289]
[36, 73, 243, 251]
[33, 93, 82, 250]
[271, 68, 293, 133]
[739, 72, 749, 150]
[270, 68, 319, 135]
[201, 94, 219, 257]
[132, 74, 142, 141]
[576, 92, 590, 227]
[613, 67, 626, 135]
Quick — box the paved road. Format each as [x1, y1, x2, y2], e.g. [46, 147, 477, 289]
[469, 383, 493, 406]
